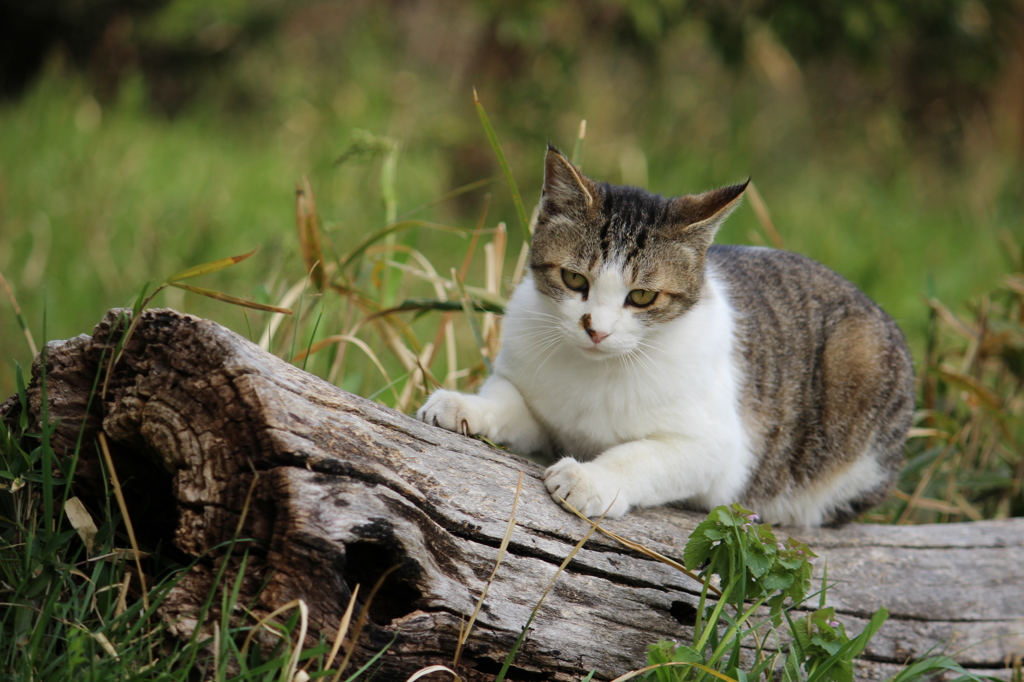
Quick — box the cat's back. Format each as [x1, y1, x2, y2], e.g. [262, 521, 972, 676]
[708, 245, 877, 318]
[707, 244, 915, 525]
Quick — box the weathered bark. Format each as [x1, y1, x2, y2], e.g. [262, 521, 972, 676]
[4, 308, 1022, 681]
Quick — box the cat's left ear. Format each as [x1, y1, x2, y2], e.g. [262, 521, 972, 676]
[667, 180, 749, 249]
[540, 145, 597, 216]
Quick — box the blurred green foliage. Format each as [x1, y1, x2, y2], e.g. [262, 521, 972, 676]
[1, 0, 1022, 401]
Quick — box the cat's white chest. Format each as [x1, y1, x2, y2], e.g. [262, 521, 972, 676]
[495, 273, 746, 460]
[515, 355, 667, 456]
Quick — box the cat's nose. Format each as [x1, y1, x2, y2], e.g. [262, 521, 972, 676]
[586, 328, 610, 344]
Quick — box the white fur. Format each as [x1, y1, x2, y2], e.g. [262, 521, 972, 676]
[418, 264, 755, 519]
[756, 451, 888, 527]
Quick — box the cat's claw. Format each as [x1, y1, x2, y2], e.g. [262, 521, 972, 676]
[417, 390, 494, 440]
[544, 458, 630, 518]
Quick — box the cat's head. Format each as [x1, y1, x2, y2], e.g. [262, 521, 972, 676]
[527, 145, 747, 359]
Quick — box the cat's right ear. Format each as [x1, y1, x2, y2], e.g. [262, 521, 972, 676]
[540, 145, 596, 216]
[667, 180, 749, 250]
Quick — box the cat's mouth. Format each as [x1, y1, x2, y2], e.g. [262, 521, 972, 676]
[578, 342, 624, 360]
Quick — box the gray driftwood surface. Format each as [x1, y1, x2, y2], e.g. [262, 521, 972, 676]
[6, 308, 1023, 681]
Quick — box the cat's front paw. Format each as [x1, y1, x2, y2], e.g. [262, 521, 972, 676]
[417, 390, 496, 439]
[544, 458, 630, 518]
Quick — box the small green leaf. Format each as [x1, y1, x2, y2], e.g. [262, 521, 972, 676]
[745, 546, 772, 578]
[716, 503, 753, 527]
[684, 518, 719, 568]
[647, 641, 673, 666]
[761, 569, 794, 592]
[671, 645, 704, 663]
[811, 637, 843, 656]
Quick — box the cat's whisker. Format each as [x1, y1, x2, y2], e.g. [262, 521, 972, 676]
[512, 310, 562, 321]
[513, 341, 562, 370]
[630, 347, 659, 380]
[636, 338, 672, 357]
[614, 352, 635, 386]
[502, 328, 560, 341]
[619, 350, 642, 386]
[504, 333, 565, 351]
[503, 321, 559, 333]
[527, 338, 567, 383]
[502, 321, 563, 336]
[619, 348, 640, 382]
[518, 329, 565, 356]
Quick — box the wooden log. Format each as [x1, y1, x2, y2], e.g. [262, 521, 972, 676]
[5, 308, 1023, 681]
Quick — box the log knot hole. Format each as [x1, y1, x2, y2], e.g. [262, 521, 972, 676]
[669, 600, 698, 626]
[344, 521, 424, 625]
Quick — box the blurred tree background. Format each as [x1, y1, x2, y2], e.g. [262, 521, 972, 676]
[1, 0, 1022, 400]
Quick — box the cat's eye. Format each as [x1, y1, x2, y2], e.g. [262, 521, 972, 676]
[561, 269, 588, 292]
[627, 289, 658, 307]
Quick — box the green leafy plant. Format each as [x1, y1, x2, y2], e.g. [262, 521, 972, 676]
[639, 504, 988, 682]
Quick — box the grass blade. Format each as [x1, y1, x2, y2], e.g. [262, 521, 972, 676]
[473, 88, 530, 243]
[0, 269, 37, 356]
[934, 365, 1002, 411]
[494, 495, 614, 681]
[379, 298, 505, 316]
[302, 302, 325, 372]
[397, 176, 498, 221]
[407, 664, 462, 682]
[290, 334, 400, 405]
[558, 496, 717, 595]
[166, 248, 258, 282]
[609, 661, 739, 682]
[341, 636, 396, 682]
[168, 282, 293, 314]
[452, 268, 492, 374]
[97, 432, 149, 611]
[453, 472, 522, 670]
[746, 182, 784, 250]
[322, 585, 360, 674]
[571, 119, 587, 167]
[334, 565, 401, 680]
[887, 655, 988, 682]
[39, 337, 53, 533]
[338, 220, 469, 273]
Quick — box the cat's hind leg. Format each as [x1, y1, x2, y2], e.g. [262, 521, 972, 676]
[417, 374, 551, 455]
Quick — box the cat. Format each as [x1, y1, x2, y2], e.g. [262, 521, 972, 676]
[417, 145, 915, 527]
